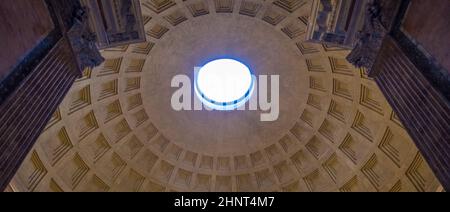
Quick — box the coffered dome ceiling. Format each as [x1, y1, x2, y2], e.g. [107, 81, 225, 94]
[11, 0, 440, 192]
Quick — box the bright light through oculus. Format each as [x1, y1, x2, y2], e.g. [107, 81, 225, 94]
[195, 59, 254, 110]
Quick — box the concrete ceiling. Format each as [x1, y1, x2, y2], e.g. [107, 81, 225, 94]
[10, 0, 440, 192]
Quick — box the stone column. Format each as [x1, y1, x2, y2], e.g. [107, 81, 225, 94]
[0, 0, 104, 191]
[0, 38, 80, 191]
[372, 36, 450, 191]
[345, 0, 450, 191]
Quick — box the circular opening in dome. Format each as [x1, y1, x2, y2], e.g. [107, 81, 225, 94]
[195, 59, 254, 111]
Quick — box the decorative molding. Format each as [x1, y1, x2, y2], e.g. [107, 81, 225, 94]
[346, 0, 401, 74]
[67, 8, 105, 72]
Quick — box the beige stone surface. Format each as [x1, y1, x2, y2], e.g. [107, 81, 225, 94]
[11, 0, 441, 192]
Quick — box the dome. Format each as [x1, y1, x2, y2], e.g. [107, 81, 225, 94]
[9, 0, 440, 192]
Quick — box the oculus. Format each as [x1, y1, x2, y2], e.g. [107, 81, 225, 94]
[195, 59, 255, 111]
